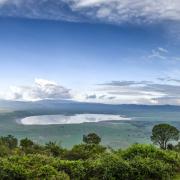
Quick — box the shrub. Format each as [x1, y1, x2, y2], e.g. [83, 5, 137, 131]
[121, 144, 180, 170]
[64, 144, 106, 160]
[83, 133, 101, 145]
[130, 157, 172, 180]
[85, 154, 133, 180]
[54, 159, 86, 179]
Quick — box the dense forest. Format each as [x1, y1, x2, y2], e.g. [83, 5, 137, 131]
[0, 124, 179, 180]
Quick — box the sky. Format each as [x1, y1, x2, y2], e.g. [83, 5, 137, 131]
[0, 0, 180, 104]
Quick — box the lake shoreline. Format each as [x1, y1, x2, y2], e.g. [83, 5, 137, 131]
[20, 113, 132, 125]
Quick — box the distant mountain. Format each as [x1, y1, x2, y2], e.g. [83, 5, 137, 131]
[0, 99, 180, 115]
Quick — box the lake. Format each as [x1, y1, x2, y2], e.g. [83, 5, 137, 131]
[21, 114, 131, 125]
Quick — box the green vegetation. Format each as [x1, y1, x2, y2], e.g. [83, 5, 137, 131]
[0, 124, 179, 180]
[83, 133, 101, 144]
[151, 124, 179, 150]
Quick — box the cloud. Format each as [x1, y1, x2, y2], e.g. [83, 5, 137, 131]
[0, 0, 180, 25]
[152, 96, 180, 105]
[86, 94, 97, 99]
[99, 95, 106, 99]
[2, 78, 180, 105]
[85, 93, 116, 101]
[158, 47, 168, 53]
[70, 0, 180, 24]
[0, 0, 8, 4]
[97, 79, 180, 105]
[144, 47, 180, 61]
[148, 47, 168, 60]
[100, 80, 151, 86]
[0, 0, 82, 22]
[108, 96, 116, 100]
[3, 78, 72, 101]
[157, 77, 180, 83]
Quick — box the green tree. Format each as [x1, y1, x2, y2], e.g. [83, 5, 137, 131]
[83, 133, 101, 145]
[45, 141, 62, 157]
[20, 138, 34, 149]
[0, 135, 18, 149]
[174, 142, 180, 152]
[151, 124, 179, 150]
[65, 144, 106, 160]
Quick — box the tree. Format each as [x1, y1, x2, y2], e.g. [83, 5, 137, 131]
[83, 133, 101, 145]
[45, 141, 62, 157]
[151, 124, 179, 150]
[20, 138, 34, 149]
[64, 144, 106, 160]
[174, 142, 180, 152]
[167, 143, 174, 150]
[0, 135, 18, 149]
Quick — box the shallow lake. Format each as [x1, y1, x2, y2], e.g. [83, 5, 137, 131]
[21, 114, 131, 125]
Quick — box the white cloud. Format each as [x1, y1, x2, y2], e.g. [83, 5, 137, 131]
[96, 79, 180, 105]
[148, 47, 168, 60]
[0, 0, 20, 5]
[70, 0, 180, 24]
[158, 47, 168, 53]
[146, 47, 180, 61]
[0, 0, 8, 3]
[2, 78, 72, 101]
[2, 78, 180, 105]
[0, 0, 180, 25]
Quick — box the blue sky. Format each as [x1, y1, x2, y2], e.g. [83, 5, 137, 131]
[0, 0, 180, 104]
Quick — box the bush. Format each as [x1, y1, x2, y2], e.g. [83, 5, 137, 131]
[0, 135, 178, 179]
[85, 154, 133, 180]
[54, 159, 86, 179]
[121, 144, 180, 170]
[36, 165, 70, 179]
[83, 133, 101, 145]
[64, 144, 106, 160]
[0, 135, 18, 149]
[130, 157, 172, 180]
[0, 155, 70, 180]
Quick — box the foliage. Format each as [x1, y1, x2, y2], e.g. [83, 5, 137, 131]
[84, 154, 133, 180]
[151, 124, 179, 149]
[83, 133, 101, 145]
[64, 144, 106, 160]
[174, 142, 180, 152]
[0, 130, 178, 179]
[45, 141, 64, 157]
[0, 155, 70, 179]
[130, 156, 172, 180]
[20, 138, 34, 149]
[0, 135, 18, 149]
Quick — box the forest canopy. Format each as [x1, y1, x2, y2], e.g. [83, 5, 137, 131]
[0, 124, 179, 179]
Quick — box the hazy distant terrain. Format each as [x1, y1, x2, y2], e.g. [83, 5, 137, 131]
[0, 100, 179, 148]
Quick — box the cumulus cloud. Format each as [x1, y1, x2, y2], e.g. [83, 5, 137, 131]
[2, 78, 180, 105]
[3, 78, 72, 101]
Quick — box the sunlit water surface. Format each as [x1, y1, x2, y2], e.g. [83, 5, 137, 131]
[21, 114, 131, 125]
